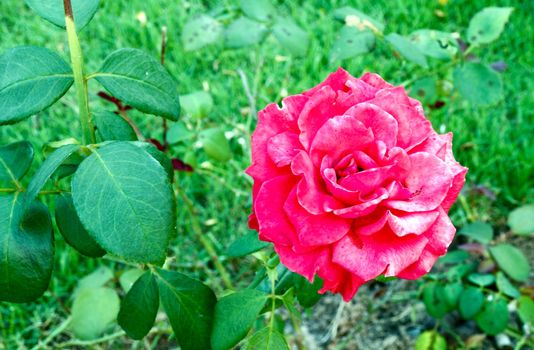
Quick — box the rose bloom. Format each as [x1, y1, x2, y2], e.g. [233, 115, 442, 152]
[246, 68, 467, 301]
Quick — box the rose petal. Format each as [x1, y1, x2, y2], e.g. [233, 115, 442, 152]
[397, 208, 456, 278]
[255, 175, 298, 246]
[387, 210, 440, 236]
[385, 153, 453, 211]
[275, 245, 327, 281]
[246, 103, 298, 184]
[292, 151, 343, 214]
[361, 72, 394, 89]
[333, 188, 389, 218]
[284, 188, 352, 246]
[345, 103, 399, 148]
[438, 134, 468, 212]
[303, 67, 352, 97]
[298, 86, 337, 150]
[333, 230, 428, 281]
[267, 131, 302, 167]
[369, 87, 432, 148]
[310, 114, 374, 165]
[339, 166, 394, 195]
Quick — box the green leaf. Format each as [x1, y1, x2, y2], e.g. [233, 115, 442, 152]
[508, 204, 534, 236]
[199, 128, 232, 162]
[225, 17, 268, 48]
[75, 266, 114, 295]
[475, 297, 509, 335]
[467, 7, 513, 46]
[94, 110, 137, 141]
[385, 33, 428, 68]
[180, 91, 214, 119]
[409, 30, 458, 60]
[118, 271, 159, 340]
[55, 193, 105, 258]
[119, 268, 144, 293]
[453, 63, 503, 107]
[70, 287, 120, 340]
[244, 327, 289, 350]
[22, 144, 80, 212]
[0, 46, 73, 125]
[272, 18, 309, 57]
[0, 195, 53, 303]
[330, 26, 375, 61]
[182, 15, 223, 51]
[240, 0, 276, 22]
[410, 77, 437, 104]
[72, 142, 175, 265]
[211, 289, 268, 350]
[132, 141, 174, 181]
[446, 262, 476, 280]
[495, 272, 520, 298]
[332, 7, 384, 33]
[294, 275, 323, 308]
[24, 0, 100, 30]
[157, 269, 216, 350]
[468, 273, 495, 287]
[489, 244, 530, 282]
[459, 221, 494, 243]
[442, 281, 463, 308]
[422, 282, 450, 318]
[438, 250, 470, 265]
[518, 296, 534, 325]
[415, 330, 447, 350]
[459, 287, 484, 319]
[227, 231, 269, 258]
[0, 141, 34, 184]
[167, 122, 194, 145]
[95, 49, 180, 121]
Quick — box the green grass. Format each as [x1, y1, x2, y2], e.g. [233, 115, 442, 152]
[1, 0, 533, 348]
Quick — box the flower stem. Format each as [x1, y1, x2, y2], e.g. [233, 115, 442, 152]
[63, 0, 95, 145]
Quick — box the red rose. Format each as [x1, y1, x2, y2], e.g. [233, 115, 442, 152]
[246, 68, 467, 301]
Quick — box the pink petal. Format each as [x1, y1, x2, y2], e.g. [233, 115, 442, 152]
[255, 175, 298, 246]
[333, 230, 428, 281]
[298, 86, 337, 150]
[281, 94, 309, 116]
[303, 67, 352, 97]
[387, 210, 440, 236]
[275, 245, 328, 281]
[437, 134, 468, 212]
[246, 103, 298, 185]
[397, 208, 456, 278]
[267, 131, 302, 167]
[292, 151, 342, 214]
[333, 188, 389, 218]
[344, 102, 399, 148]
[369, 87, 432, 148]
[385, 153, 453, 211]
[360, 72, 394, 89]
[310, 114, 374, 165]
[284, 188, 352, 247]
[339, 166, 394, 195]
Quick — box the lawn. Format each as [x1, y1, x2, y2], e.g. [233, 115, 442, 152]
[0, 0, 533, 348]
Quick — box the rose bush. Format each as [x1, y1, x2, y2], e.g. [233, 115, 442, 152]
[247, 68, 467, 301]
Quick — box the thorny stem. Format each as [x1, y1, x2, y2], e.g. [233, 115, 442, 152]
[0, 188, 66, 195]
[63, 0, 95, 145]
[175, 185, 234, 290]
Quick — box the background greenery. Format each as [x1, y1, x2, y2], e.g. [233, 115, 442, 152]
[0, 0, 532, 348]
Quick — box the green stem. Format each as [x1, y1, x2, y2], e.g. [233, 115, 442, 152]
[31, 317, 72, 350]
[63, 0, 95, 145]
[176, 185, 234, 290]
